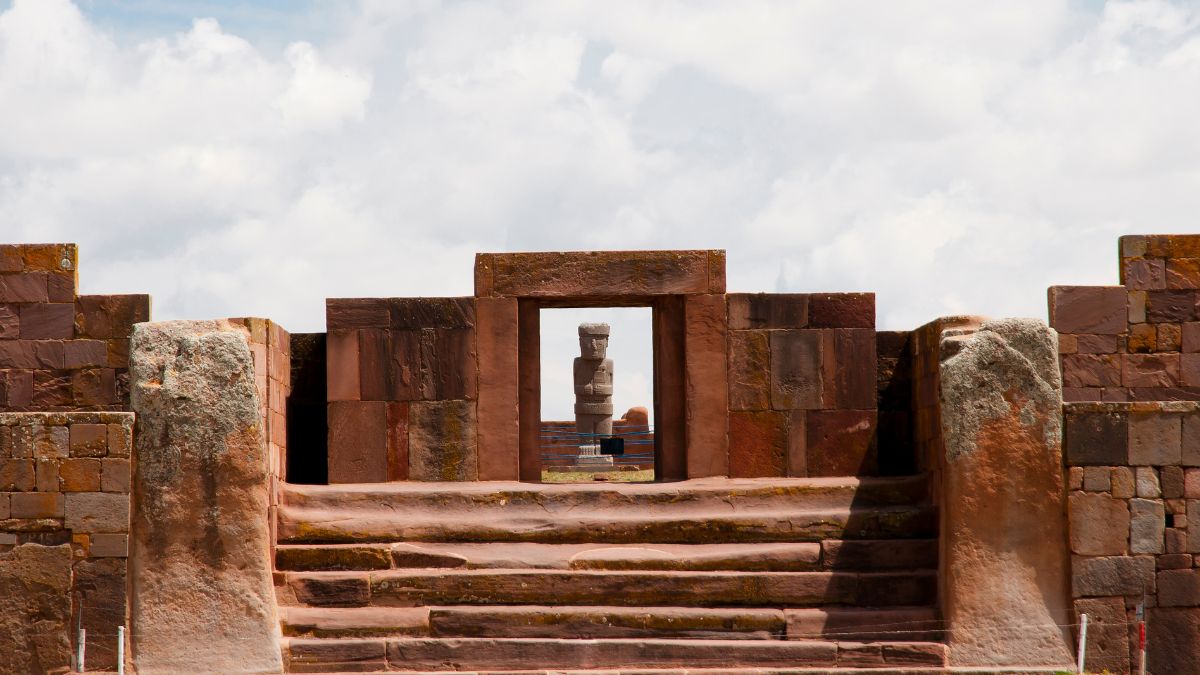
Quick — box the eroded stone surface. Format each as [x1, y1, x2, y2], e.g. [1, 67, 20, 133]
[0, 543, 72, 675]
[936, 318, 1074, 667]
[129, 320, 282, 674]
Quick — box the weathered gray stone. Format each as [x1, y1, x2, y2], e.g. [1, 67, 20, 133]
[936, 318, 1073, 667]
[1129, 498, 1165, 554]
[1082, 466, 1111, 492]
[0, 544, 72, 675]
[1136, 466, 1161, 498]
[65, 491, 129, 533]
[129, 320, 283, 674]
[409, 400, 478, 481]
[1073, 555, 1156, 597]
[1112, 466, 1136, 498]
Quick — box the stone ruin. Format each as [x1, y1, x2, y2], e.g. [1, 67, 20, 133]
[0, 239, 1198, 673]
[573, 322, 614, 467]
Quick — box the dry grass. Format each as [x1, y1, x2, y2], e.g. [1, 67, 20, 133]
[540, 469, 655, 483]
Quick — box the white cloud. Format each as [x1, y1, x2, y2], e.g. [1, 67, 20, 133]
[2, 0, 1200, 417]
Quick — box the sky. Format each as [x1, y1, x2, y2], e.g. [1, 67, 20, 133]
[2, 0, 1200, 418]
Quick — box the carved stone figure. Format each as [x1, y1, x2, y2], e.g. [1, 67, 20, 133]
[574, 323, 614, 453]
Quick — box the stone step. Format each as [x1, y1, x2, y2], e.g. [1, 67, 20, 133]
[279, 502, 936, 545]
[281, 637, 947, 672]
[276, 540, 937, 573]
[280, 605, 942, 642]
[281, 569, 937, 609]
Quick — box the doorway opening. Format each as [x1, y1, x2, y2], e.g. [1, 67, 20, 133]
[538, 306, 655, 483]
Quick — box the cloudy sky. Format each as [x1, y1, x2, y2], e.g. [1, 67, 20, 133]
[2, 0, 1200, 417]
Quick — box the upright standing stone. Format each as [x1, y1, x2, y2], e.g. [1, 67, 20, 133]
[129, 320, 283, 674]
[575, 323, 614, 463]
[0, 544, 72, 675]
[936, 318, 1074, 667]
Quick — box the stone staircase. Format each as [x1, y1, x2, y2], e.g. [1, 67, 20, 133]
[273, 476, 945, 672]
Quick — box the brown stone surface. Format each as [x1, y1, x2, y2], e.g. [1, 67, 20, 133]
[1049, 286, 1127, 334]
[18, 302, 74, 339]
[325, 330, 360, 401]
[728, 410, 787, 478]
[1147, 289, 1197, 323]
[73, 294, 150, 339]
[728, 330, 770, 410]
[769, 330, 822, 410]
[1123, 353, 1180, 387]
[808, 293, 874, 329]
[1073, 555, 1156, 596]
[386, 402, 409, 481]
[821, 329, 876, 409]
[474, 297, 519, 480]
[806, 410, 877, 477]
[327, 400, 388, 483]
[357, 328, 391, 400]
[327, 298, 389, 329]
[727, 293, 808, 329]
[389, 297, 475, 330]
[1062, 353, 1122, 387]
[684, 294, 728, 478]
[1069, 492, 1130, 555]
[0, 272, 49, 303]
[1125, 257, 1166, 289]
[409, 400, 477, 481]
[482, 250, 721, 297]
[1147, 607, 1200, 675]
[419, 327, 477, 400]
[935, 319, 1073, 667]
[1072, 597, 1129, 674]
[0, 543, 72, 675]
[1128, 411, 1182, 465]
[128, 320, 283, 674]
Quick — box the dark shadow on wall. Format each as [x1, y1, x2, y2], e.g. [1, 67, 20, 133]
[287, 333, 328, 484]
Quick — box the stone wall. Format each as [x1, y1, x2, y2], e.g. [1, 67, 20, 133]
[1064, 401, 1200, 674]
[0, 243, 150, 412]
[325, 297, 477, 482]
[725, 292, 878, 477]
[0, 412, 133, 672]
[1052, 234, 1200, 403]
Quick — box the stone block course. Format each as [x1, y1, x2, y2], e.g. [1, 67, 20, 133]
[1050, 286, 1127, 334]
[1129, 412, 1181, 465]
[728, 411, 787, 478]
[1073, 555, 1156, 597]
[1069, 492, 1129, 555]
[1129, 498, 1165, 554]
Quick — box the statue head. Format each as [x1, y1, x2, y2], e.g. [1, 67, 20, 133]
[578, 322, 610, 360]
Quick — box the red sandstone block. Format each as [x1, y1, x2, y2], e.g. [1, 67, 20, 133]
[0, 272, 48, 302]
[10, 491, 64, 518]
[387, 402, 409, 481]
[107, 423, 130, 458]
[1049, 286, 1127, 334]
[727, 294, 808, 330]
[101, 458, 130, 493]
[0, 246, 21, 272]
[728, 330, 771, 411]
[821, 329, 876, 410]
[70, 423, 108, 457]
[4, 369, 33, 407]
[1130, 290, 1147, 323]
[488, 250, 714, 297]
[105, 339, 130, 368]
[64, 340, 108, 368]
[806, 410, 877, 477]
[1147, 290, 1196, 323]
[21, 244, 74, 272]
[35, 458, 57, 491]
[418, 328, 477, 401]
[1128, 323, 1155, 353]
[390, 297, 475, 330]
[0, 304, 17, 338]
[684, 294, 729, 478]
[326, 330, 361, 401]
[388, 329, 422, 401]
[1063, 387, 1103, 402]
[328, 401, 388, 483]
[72, 368, 117, 406]
[1058, 333, 1078, 354]
[33, 370, 72, 406]
[708, 250, 727, 293]
[474, 296, 520, 481]
[327, 298, 390, 329]
[1182, 354, 1200, 387]
[1063, 354, 1122, 388]
[1168, 258, 1200, 289]
[474, 253, 495, 296]
[788, 410, 807, 477]
[358, 329, 392, 401]
[1124, 354, 1181, 388]
[1184, 323, 1200, 352]
[770, 330, 822, 410]
[1125, 258, 1166, 290]
[46, 272, 75, 303]
[1160, 323, 1183, 352]
[1077, 334, 1120, 354]
[73, 295, 149, 339]
[0, 459, 35, 491]
[808, 293, 874, 329]
[59, 458, 101, 491]
[728, 410, 788, 478]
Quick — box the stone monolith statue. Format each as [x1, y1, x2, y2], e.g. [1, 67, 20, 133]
[574, 323, 614, 460]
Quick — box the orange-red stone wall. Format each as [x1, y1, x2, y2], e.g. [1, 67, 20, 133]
[0, 244, 150, 412]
